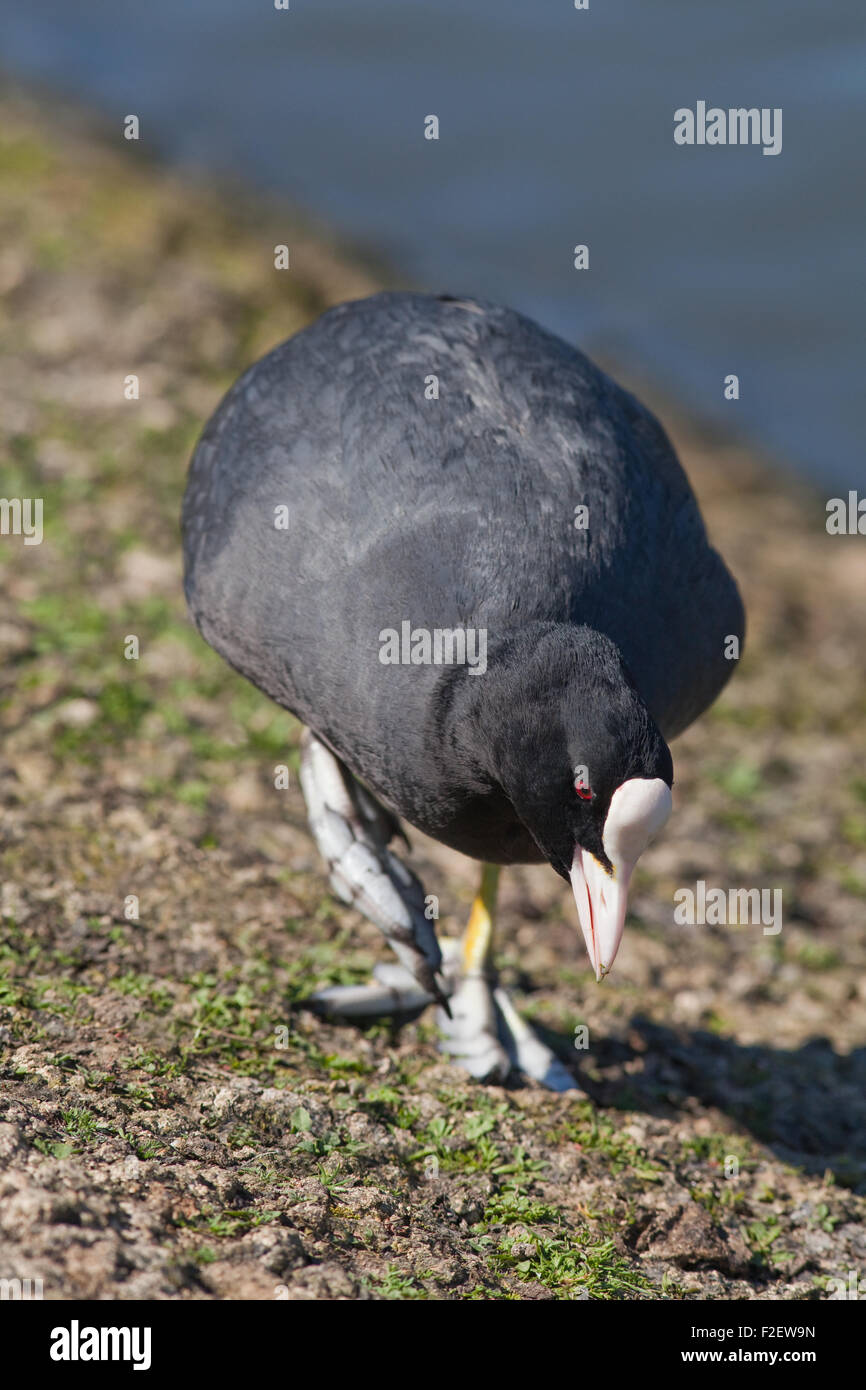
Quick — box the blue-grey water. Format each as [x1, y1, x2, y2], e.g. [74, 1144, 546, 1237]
[1, 1, 863, 491]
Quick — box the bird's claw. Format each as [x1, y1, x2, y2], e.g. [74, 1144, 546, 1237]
[435, 940, 583, 1093]
[309, 961, 436, 1021]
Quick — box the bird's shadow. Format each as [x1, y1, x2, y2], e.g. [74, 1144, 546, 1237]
[537, 1013, 866, 1190]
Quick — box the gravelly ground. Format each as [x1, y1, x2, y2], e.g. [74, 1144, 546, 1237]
[1, 87, 865, 1301]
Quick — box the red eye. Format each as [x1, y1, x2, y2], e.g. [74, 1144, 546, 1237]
[574, 779, 592, 801]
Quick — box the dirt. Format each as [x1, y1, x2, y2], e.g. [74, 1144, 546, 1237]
[1, 84, 865, 1302]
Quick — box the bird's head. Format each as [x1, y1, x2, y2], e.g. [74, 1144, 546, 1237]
[483, 624, 673, 980]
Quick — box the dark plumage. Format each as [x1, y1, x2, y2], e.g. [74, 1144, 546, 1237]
[183, 291, 747, 1084]
[183, 292, 743, 879]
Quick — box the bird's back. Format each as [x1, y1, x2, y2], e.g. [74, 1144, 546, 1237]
[182, 292, 744, 775]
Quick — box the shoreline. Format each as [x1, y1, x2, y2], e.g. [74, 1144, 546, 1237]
[0, 78, 827, 506]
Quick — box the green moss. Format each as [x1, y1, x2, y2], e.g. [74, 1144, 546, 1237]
[175, 779, 211, 809]
[796, 942, 842, 971]
[176, 1208, 281, 1239]
[841, 814, 866, 846]
[744, 1216, 789, 1267]
[682, 1132, 755, 1167]
[837, 868, 866, 898]
[61, 1107, 101, 1143]
[849, 777, 866, 805]
[710, 760, 762, 799]
[555, 1104, 664, 1181]
[0, 134, 54, 179]
[362, 1265, 432, 1300]
[480, 1183, 559, 1228]
[32, 1138, 75, 1160]
[491, 1227, 658, 1300]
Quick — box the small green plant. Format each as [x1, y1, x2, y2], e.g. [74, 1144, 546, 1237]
[61, 1108, 100, 1143]
[33, 1138, 75, 1159]
[493, 1229, 655, 1300]
[362, 1265, 431, 1300]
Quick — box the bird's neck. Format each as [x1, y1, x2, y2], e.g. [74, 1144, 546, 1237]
[428, 620, 652, 797]
[425, 621, 571, 794]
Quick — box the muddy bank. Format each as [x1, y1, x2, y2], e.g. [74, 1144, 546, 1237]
[1, 86, 865, 1301]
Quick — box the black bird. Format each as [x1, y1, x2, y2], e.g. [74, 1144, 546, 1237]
[182, 292, 744, 1090]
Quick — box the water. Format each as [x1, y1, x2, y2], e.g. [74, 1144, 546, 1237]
[1, 0, 863, 491]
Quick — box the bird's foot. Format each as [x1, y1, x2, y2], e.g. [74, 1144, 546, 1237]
[308, 962, 436, 1023]
[435, 939, 583, 1093]
[307, 944, 583, 1094]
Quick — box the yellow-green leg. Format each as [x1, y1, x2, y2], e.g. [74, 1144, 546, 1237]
[436, 862, 509, 1080]
[436, 860, 581, 1091]
[461, 863, 500, 975]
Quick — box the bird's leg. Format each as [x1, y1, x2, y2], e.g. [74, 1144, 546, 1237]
[436, 863, 582, 1092]
[435, 864, 511, 1081]
[461, 863, 500, 974]
[301, 744, 581, 1093]
[298, 729, 446, 1008]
